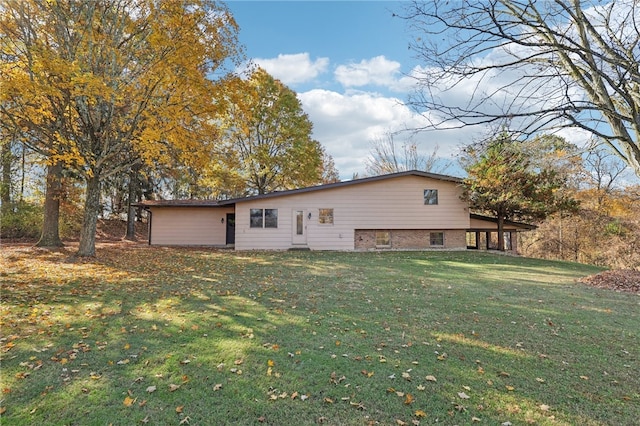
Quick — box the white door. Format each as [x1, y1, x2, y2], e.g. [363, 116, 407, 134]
[292, 210, 307, 245]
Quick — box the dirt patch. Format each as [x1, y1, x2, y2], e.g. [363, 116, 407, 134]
[578, 270, 640, 294]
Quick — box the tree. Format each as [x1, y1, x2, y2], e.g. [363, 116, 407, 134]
[462, 133, 578, 251]
[1, 0, 241, 256]
[223, 68, 324, 195]
[365, 131, 451, 176]
[400, 0, 640, 177]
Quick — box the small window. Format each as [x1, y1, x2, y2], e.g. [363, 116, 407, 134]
[424, 189, 438, 205]
[250, 209, 263, 228]
[319, 208, 334, 224]
[430, 232, 444, 246]
[376, 231, 390, 247]
[250, 209, 278, 228]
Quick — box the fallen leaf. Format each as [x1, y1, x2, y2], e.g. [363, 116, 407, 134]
[539, 404, 550, 411]
[146, 385, 156, 393]
[415, 409, 427, 418]
[580, 376, 589, 380]
[416, 384, 426, 391]
[458, 392, 470, 399]
[425, 375, 437, 382]
[404, 393, 414, 405]
[179, 416, 190, 425]
[506, 385, 515, 391]
[123, 396, 135, 407]
[472, 416, 482, 422]
[169, 384, 180, 392]
[176, 405, 183, 413]
[213, 384, 222, 391]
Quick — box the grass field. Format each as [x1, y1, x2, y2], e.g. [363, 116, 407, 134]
[1, 246, 638, 425]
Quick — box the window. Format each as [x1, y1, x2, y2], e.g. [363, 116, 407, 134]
[264, 209, 278, 228]
[424, 189, 438, 205]
[319, 208, 334, 224]
[430, 232, 444, 246]
[250, 209, 263, 228]
[250, 209, 278, 228]
[376, 231, 390, 247]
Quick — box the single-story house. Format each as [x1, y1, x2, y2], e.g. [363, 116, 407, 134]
[137, 170, 535, 252]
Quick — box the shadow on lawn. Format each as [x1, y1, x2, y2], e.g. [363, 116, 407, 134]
[1, 247, 637, 425]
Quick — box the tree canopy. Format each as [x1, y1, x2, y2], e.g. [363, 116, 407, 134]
[462, 133, 579, 251]
[1, 0, 241, 255]
[221, 68, 326, 195]
[400, 0, 640, 177]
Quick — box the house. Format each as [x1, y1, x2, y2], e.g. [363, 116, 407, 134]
[138, 170, 535, 252]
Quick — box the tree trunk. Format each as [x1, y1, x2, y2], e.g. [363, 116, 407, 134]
[497, 214, 505, 251]
[125, 167, 138, 241]
[1, 139, 12, 208]
[36, 162, 64, 247]
[77, 175, 101, 257]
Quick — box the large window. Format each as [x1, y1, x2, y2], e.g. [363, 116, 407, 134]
[376, 231, 390, 247]
[318, 208, 334, 224]
[424, 189, 438, 205]
[250, 209, 278, 228]
[430, 231, 444, 246]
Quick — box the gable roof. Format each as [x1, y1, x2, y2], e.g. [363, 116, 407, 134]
[138, 170, 463, 208]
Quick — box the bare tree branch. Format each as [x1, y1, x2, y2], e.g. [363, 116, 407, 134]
[399, 0, 640, 177]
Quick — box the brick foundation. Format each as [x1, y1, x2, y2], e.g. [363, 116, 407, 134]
[354, 229, 467, 250]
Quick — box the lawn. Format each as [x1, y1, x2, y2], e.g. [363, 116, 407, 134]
[1, 246, 638, 425]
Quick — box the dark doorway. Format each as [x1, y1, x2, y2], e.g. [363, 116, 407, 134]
[225, 213, 235, 245]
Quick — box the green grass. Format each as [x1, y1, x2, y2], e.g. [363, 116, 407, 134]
[1, 248, 638, 425]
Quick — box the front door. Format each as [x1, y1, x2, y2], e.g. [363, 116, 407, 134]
[292, 210, 307, 245]
[225, 213, 235, 245]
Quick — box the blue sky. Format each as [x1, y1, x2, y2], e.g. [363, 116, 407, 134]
[226, 1, 476, 179]
[225, 1, 633, 183]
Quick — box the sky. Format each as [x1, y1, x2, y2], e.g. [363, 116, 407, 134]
[225, 1, 478, 179]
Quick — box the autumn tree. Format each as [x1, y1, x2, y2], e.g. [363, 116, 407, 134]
[400, 0, 640, 177]
[223, 68, 324, 195]
[462, 133, 578, 251]
[1, 0, 241, 256]
[365, 131, 451, 176]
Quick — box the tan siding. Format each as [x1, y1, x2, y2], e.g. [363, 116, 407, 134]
[150, 207, 231, 246]
[470, 217, 521, 231]
[235, 175, 470, 250]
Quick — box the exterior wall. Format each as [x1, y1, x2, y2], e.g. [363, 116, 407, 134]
[354, 229, 467, 250]
[234, 175, 469, 250]
[149, 207, 233, 246]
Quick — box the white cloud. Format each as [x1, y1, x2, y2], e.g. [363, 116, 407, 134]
[335, 55, 402, 89]
[252, 53, 329, 85]
[298, 89, 474, 178]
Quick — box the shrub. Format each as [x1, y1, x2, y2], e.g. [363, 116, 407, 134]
[0, 201, 42, 239]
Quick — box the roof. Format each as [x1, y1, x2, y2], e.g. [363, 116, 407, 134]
[135, 199, 222, 208]
[137, 170, 464, 208]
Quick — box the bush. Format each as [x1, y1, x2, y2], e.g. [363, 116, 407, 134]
[0, 201, 43, 239]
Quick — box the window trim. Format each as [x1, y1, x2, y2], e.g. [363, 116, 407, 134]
[318, 208, 334, 225]
[249, 208, 278, 229]
[375, 230, 391, 248]
[424, 189, 439, 205]
[429, 231, 444, 247]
